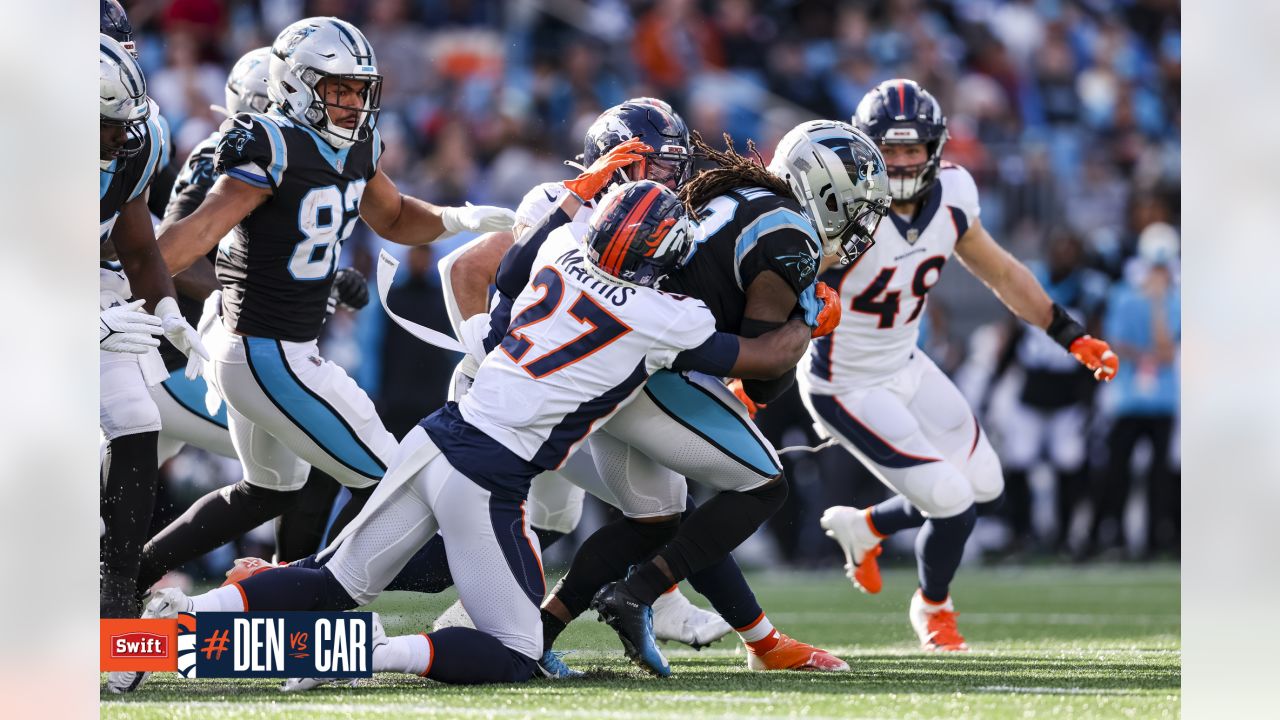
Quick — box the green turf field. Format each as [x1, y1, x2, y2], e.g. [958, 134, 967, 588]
[100, 563, 1179, 719]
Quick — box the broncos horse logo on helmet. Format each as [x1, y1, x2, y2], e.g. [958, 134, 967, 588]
[853, 79, 948, 203]
[582, 102, 693, 192]
[585, 181, 694, 288]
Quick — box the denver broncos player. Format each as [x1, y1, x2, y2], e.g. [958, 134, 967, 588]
[150, 18, 511, 584]
[805, 79, 1119, 651]
[128, 173, 816, 689]
[99, 33, 209, 618]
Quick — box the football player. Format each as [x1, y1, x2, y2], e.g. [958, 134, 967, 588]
[805, 80, 1119, 650]
[122, 169, 821, 689]
[148, 19, 509, 592]
[99, 33, 209, 618]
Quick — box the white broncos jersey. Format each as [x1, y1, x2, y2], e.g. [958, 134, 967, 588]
[460, 227, 719, 470]
[807, 163, 980, 391]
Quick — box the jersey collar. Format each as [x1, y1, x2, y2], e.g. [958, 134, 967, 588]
[888, 180, 942, 240]
[296, 122, 353, 173]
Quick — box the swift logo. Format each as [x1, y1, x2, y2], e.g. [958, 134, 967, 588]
[111, 632, 169, 659]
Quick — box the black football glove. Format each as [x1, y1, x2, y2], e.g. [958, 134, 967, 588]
[327, 267, 370, 316]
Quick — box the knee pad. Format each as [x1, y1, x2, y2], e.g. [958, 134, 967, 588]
[965, 436, 1005, 505]
[908, 464, 975, 519]
[101, 392, 162, 441]
[745, 475, 789, 511]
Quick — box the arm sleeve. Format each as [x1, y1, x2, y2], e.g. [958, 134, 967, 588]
[670, 332, 740, 376]
[213, 114, 283, 191]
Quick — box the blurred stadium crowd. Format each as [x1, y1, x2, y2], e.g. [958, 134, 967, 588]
[126, 0, 1180, 577]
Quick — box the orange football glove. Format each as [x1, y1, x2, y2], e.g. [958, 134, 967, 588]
[1069, 335, 1119, 382]
[562, 137, 651, 201]
[728, 378, 765, 419]
[812, 282, 842, 338]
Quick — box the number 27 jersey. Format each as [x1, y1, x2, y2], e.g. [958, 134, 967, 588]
[808, 163, 980, 391]
[213, 111, 383, 342]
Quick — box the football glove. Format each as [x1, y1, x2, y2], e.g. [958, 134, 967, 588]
[562, 138, 651, 202]
[100, 299, 163, 354]
[326, 267, 370, 316]
[440, 202, 517, 238]
[457, 312, 493, 364]
[155, 296, 211, 380]
[1069, 335, 1119, 382]
[728, 378, 765, 420]
[810, 282, 841, 338]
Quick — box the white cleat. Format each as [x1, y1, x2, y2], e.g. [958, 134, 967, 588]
[105, 589, 194, 694]
[820, 505, 884, 594]
[284, 613, 386, 692]
[651, 587, 733, 649]
[431, 599, 475, 631]
[908, 590, 969, 652]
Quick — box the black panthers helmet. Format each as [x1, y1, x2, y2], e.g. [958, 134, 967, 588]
[853, 79, 948, 202]
[101, 0, 136, 57]
[585, 180, 693, 288]
[583, 102, 692, 191]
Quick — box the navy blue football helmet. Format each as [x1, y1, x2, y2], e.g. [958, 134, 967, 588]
[585, 181, 693, 288]
[853, 79, 948, 202]
[583, 102, 692, 192]
[101, 0, 136, 57]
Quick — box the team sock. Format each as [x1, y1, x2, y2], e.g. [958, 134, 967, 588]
[553, 515, 680, 618]
[540, 608, 569, 650]
[136, 480, 303, 592]
[622, 479, 788, 605]
[917, 505, 977, 603]
[736, 612, 780, 653]
[101, 431, 160, 616]
[375, 633, 433, 675]
[275, 467, 341, 561]
[422, 627, 538, 684]
[868, 495, 926, 536]
[189, 585, 247, 613]
[686, 550, 763, 629]
[213, 565, 357, 612]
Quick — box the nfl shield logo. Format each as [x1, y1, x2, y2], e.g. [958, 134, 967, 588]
[906, 228, 920, 244]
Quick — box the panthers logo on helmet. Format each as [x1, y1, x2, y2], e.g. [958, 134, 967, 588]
[282, 25, 317, 57]
[176, 612, 199, 679]
[217, 126, 254, 158]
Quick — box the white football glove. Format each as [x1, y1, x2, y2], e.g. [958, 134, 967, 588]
[457, 312, 493, 364]
[439, 202, 516, 239]
[100, 299, 163, 354]
[155, 296, 211, 380]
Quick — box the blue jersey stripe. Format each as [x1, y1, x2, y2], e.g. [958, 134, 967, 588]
[100, 161, 116, 200]
[732, 207, 818, 289]
[256, 114, 288, 187]
[643, 370, 781, 478]
[297, 122, 352, 173]
[160, 371, 228, 429]
[531, 361, 650, 469]
[227, 167, 271, 188]
[244, 338, 385, 479]
[808, 393, 940, 469]
[371, 127, 382, 168]
[128, 114, 165, 202]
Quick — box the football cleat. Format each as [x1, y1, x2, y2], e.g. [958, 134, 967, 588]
[285, 614, 384, 691]
[222, 557, 282, 587]
[820, 505, 884, 594]
[536, 649, 585, 679]
[591, 582, 670, 677]
[651, 587, 732, 649]
[909, 590, 969, 652]
[431, 599, 476, 631]
[105, 589, 194, 694]
[746, 633, 850, 672]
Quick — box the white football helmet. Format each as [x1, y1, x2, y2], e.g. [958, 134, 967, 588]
[769, 120, 891, 265]
[99, 33, 150, 163]
[218, 47, 272, 116]
[268, 17, 381, 149]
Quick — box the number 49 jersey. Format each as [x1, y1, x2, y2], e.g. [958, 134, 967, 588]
[808, 163, 979, 391]
[213, 111, 382, 342]
[459, 227, 719, 470]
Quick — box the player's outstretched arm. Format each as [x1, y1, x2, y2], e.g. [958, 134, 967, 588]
[955, 218, 1118, 381]
[729, 319, 814, 380]
[157, 175, 269, 275]
[360, 169, 516, 245]
[112, 194, 178, 312]
[442, 231, 514, 322]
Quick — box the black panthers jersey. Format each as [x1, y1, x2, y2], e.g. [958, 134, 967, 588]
[213, 112, 382, 342]
[100, 105, 169, 243]
[663, 186, 820, 333]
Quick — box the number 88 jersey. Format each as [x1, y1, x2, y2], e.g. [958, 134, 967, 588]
[212, 111, 382, 341]
[807, 163, 979, 391]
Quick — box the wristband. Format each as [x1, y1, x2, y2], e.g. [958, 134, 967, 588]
[1045, 303, 1086, 350]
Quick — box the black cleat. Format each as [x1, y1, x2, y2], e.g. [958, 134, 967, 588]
[591, 582, 670, 677]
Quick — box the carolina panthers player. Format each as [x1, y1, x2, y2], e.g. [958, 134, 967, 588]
[150, 18, 512, 584]
[99, 33, 209, 618]
[806, 80, 1119, 651]
[126, 170, 818, 689]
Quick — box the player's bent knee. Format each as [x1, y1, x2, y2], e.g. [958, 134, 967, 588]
[234, 480, 304, 515]
[967, 439, 1005, 504]
[919, 468, 975, 519]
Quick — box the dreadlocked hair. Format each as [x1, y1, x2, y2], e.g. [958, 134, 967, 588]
[680, 131, 793, 221]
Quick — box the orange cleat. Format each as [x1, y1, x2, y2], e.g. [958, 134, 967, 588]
[746, 633, 850, 672]
[820, 506, 884, 594]
[222, 557, 283, 587]
[908, 590, 969, 651]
